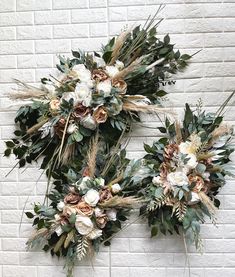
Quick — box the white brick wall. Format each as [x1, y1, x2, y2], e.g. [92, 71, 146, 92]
[0, 1, 235, 276]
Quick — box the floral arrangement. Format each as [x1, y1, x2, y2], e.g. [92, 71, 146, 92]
[4, 13, 190, 177]
[26, 135, 138, 277]
[130, 99, 234, 248]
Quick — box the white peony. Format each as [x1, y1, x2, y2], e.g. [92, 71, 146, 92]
[105, 65, 119, 78]
[77, 176, 91, 190]
[87, 228, 103, 240]
[97, 79, 112, 97]
[75, 215, 94, 235]
[179, 135, 201, 155]
[93, 56, 106, 68]
[94, 207, 104, 217]
[106, 209, 117, 221]
[74, 83, 92, 107]
[111, 183, 121, 194]
[185, 153, 198, 169]
[72, 64, 93, 87]
[57, 201, 65, 211]
[188, 192, 200, 205]
[152, 176, 162, 185]
[167, 171, 189, 187]
[55, 226, 63, 236]
[84, 189, 100, 207]
[115, 60, 124, 70]
[67, 123, 78, 134]
[80, 114, 97, 130]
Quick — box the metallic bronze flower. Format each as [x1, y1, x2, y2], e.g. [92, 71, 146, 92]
[93, 106, 108, 124]
[75, 201, 93, 216]
[92, 69, 109, 82]
[64, 192, 81, 204]
[73, 104, 90, 119]
[112, 79, 127, 94]
[99, 187, 113, 202]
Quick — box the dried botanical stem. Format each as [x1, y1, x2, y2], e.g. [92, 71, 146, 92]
[58, 113, 71, 163]
[108, 173, 124, 187]
[99, 196, 140, 209]
[26, 119, 48, 135]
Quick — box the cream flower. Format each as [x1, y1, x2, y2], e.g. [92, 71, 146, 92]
[84, 189, 100, 207]
[152, 176, 163, 185]
[167, 171, 189, 187]
[105, 65, 119, 78]
[94, 207, 104, 217]
[185, 153, 198, 169]
[93, 56, 106, 68]
[50, 99, 60, 110]
[115, 60, 124, 70]
[72, 64, 93, 87]
[67, 123, 78, 134]
[106, 209, 117, 221]
[57, 201, 65, 211]
[74, 83, 92, 107]
[111, 183, 121, 194]
[80, 114, 97, 130]
[188, 192, 200, 205]
[179, 135, 201, 155]
[75, 215, 93, 235]
[97, 79, 112, 97]
[77, 176, 91, 190]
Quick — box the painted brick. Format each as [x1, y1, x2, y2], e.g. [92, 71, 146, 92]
[71, 8, 107, 23]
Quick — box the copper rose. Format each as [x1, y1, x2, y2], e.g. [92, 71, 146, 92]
[112, 79, 127, 94]
[99, 187, 113, 202]
[96, 214, 108, 228]
[54, 118, 66, 139]
[189, 175, 205, 192]
[93, 107, 108, 124]
[92, 69, 109, 82]
[75, 201, 93, 216]
[62, 205, 77, 218]
[163, 143, 179, 161]
[73, 104, 90, 119]
[64, 193, 81, 204]
[50, 99, 60, 110]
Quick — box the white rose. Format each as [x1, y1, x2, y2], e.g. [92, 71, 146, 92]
[97, 79, 112, 97]
[84, 189, 100, 207]
[57, 201, 65, 211]
[93, 56, 106, 68]
[115, 60, 124, 70]
[55, 226, 63, 236]
[74, 83, 92, 107]
[111, 183, 121, 194]
[80, 114, 97, 130]
[67, 123, 78, 134]
[188, 192, 200, 205]
[72, 64, 93, 87]
[152, 176, 162, 185]
[75, 215, 94, 235]
[87, 228, 103, 240]
[179, 141, 193, 155]
[77, 176, 91, 190]
[94, 207, 104, 217]
[105, 65, 119, 78]
[167, 171, 189, 187]
[185, 153, 198, 169]
[106, 209, 117, 221]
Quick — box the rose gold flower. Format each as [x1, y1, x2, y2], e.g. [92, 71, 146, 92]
[92, 69, 109, 82]
[73, 104, 90, 119]
[188, 175, 205, 192]
[112, 79, 127, 94]
[99, 187, 113, 202]
[62, 205, 77, 218]
[50, 99, 60, 110]
[75, 201, 94, 216]
[96, 214, 108, 228]
[93, 107, 108, 124]
[54, 118, 66, 139]
[64, 193, 81, 204]
[163, 143, 179, 161]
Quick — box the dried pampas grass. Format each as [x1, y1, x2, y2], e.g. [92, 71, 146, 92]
[99, 196, 140, 209]
[198, 191, 217, 217]
[87, 133, 99, 178]
[26, 119, 48, 135]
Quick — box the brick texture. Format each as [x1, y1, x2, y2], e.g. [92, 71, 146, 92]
[0, 1, 235, 277]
